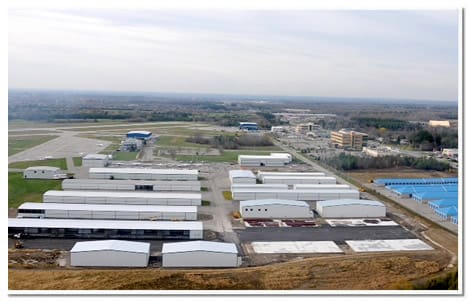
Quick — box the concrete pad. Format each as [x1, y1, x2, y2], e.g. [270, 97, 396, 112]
[326, 219, 398, 227]
[346, 239, 433, 252]
[251, 241, 343, 254]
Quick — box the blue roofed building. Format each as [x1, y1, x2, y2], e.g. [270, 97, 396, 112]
[239, 122, 258, 131]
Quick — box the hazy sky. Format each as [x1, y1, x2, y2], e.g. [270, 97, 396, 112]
[9, 9, 458, 101]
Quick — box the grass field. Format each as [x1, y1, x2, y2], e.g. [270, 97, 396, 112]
[156, 136, 203, 148]
[62, 122, 190, 132]
[8, 135, 59, 156]
[9, 158, 67, 170]
[112, 151, 138, 161]
[8, 119, 124, 129]
[171, 150, 276, 163]
[222, 191, 233, 201]
[8, 172, 62, 208]
[72, 157, 82, 167]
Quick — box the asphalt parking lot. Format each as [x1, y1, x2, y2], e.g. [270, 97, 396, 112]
[235, 225, 415, 242]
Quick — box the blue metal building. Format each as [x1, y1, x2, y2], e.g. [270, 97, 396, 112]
[126, 131, 153, 141]
[239, 122, 258, 131]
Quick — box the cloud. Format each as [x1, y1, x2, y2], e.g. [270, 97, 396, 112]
[8, 9, 458, 101]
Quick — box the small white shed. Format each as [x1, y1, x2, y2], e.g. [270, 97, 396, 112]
[23, 166, 65, 180]
[240, 199, 312, 219]
[229, 170, 256, 184]
[162, 241, 240, 268]
[70, 240, 150, 267]
[316, 199, 386, 218]
[82, 154, 110, 167]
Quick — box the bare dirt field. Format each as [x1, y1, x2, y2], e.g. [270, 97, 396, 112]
[8, 249, 452, 290]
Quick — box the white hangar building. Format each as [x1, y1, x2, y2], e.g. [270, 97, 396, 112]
[62, 179, 201, 192]
[316, 199, 386, 218]
[232, 189, 359, 201]
[43, 190, 202, 206]
[17, 202, 197, 221]
[238, 153, 291, 167]
[89, 167, 199, 181]
[231, 184, 289, 192]
[240, 199, 312, 219]
[70, 240, 150, 267]
[162, 241, 241, 268]
[8, 218, 203, 239]
[261, 176, 336, 185]
[257, 171, 326, 182]
[23, 166, 66, 180]
[82, 154, 110, 168]
[229, 170, 257, 184]
[293, 184, 351, 190]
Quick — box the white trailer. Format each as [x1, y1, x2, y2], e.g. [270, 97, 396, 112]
[17, 202, 198, 220]
[82, 154, 110, 167]
[293, 184, 351, 190]
[262, 176, 336, 185]
[162, 241, 241, 268]
[232, 189, 359, 201]
[229, 170, 257, 184]
[23, 166, 66, 180]
[43, 190, 202, 206]
[316, 199, 386, 218]
[240, 199, 312, 219]
[257, 171, 326, 181]
[70, 240, 150, 267]
[62, 179, 201, 192]
[89, 167, 199, 181]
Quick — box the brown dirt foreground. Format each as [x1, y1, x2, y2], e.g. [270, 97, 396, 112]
[9, 251, 450, 290]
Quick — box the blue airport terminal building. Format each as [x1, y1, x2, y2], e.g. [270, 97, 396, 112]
[126, 131, 153, 141]
[239, 122, 258, 131]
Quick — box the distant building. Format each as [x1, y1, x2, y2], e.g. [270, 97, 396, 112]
[442, 148, 458, 161]
[126, 131, 153, 141]
[331, 129, 368, 150]
[429, 120, 451, 128]
[362, 147, 396, 157]
[23, 166, 67, 180]
[82, 154, 110, 167]
[295, 123, 320, 135]
[121, 138, 143, 152]
[239, 122, 258, 131]
[271, 126, 285, 133]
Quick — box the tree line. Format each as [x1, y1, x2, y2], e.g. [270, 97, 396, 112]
[186, 133, 273, 149]
[324, 153, 450, 171]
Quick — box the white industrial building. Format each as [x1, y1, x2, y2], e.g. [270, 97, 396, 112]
[89, 167, 199, 181]
[231, 184, 289, 192]
[238, 153, 292, 167]
[17, 202, 197, 220]
[240, 199, 312, 219]
[257, 171, 326, 182]
[8, 218, 203, 239]
[232, 189, 359, 201]
[62, 179, 201, 192]
[43, 190, 202, 206]
[270, 153, 293, 162]
[229, 170, 257, 184]
[70, 240, 150, 267]
[262, 176, 336, 185]
[23, 166, 67, 180]
[316, 199, 386, 218]
[82, 154, 110, 167]
[162, 241, 241, 268]
[293, 184, 351, 190]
